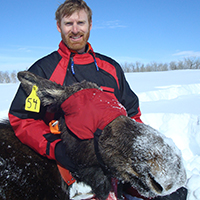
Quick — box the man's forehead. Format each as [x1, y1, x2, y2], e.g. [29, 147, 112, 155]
[63, 9, 88, 21]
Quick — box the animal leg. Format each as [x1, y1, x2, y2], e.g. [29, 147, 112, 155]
[75, 167, 111, 200]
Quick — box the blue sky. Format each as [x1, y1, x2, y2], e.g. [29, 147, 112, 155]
[0, 0, 200, 71]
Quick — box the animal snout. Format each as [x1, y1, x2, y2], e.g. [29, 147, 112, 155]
[148, 173, 174, 196]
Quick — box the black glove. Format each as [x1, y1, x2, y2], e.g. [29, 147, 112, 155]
[55, 141, 77, 173]
[152, 187, 188, 200]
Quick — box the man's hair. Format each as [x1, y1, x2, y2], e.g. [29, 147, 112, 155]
[55, 0, 92, 24]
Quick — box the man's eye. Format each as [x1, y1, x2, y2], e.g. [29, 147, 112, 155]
[78, 21, 85, 25]
[65, 22, 72, 26]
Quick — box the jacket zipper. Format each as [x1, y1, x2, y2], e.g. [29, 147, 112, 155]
[70, 57, 75, 75]
[70, 53, 99, 75]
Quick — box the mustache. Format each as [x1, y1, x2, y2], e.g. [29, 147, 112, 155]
[69, 32, 84, 37]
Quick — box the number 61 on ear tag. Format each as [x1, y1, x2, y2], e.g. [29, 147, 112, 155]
[25, 85, 41, 113]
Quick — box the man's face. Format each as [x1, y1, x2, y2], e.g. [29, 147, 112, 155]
[57, 9, 92, 53]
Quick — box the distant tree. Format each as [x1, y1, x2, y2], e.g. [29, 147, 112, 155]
[177, 60, 184, 70]
[10, 70, 18, 83]
[183, 57, 200, 69]
[169, 61, 177, 70]
[135, 62, 143, 72]
[151, 62, 158, 71]
[0, 72, 4, 83]
[194, 59, 200, 69]
[145, 63, 152, 72]
[184, 58, 194, 69]
[129, 63, 135, 72]
[3, 71, 11, 83]
[0, 70, 19, 83]
[122, 62, 130, 72]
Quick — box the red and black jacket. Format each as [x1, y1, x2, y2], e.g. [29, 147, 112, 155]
[9, 41, 142, 161]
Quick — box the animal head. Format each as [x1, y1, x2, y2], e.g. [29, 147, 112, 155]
[17, 71, 100, 112]
[100, 115, 187, 198]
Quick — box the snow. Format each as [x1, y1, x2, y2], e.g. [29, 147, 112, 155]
[1, 69, 200, 200]
[69, 181, 94, 200]
[126, 70, 200, 200]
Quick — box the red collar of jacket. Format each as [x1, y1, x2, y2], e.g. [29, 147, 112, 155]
[57, 40, 97, 66]
[58, 40, 94, 57]
[61, 88, 127, 140]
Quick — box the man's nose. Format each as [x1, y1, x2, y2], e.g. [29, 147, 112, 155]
[72, 24, 79, 34]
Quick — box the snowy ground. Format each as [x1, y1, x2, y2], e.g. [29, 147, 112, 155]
[1, 69, 200, 200]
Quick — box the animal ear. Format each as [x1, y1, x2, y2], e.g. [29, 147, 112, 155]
[17, 71, 65, 107]
[18, 71, 41, 95]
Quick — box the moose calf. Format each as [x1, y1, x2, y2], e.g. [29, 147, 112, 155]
[0, 71, 186, 200]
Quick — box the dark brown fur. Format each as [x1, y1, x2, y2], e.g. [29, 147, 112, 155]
[0, 120, 68, 200]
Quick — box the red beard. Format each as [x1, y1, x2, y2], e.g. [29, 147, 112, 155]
[61, 29, 90, 52]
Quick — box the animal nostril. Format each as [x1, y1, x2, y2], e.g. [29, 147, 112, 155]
[166, 183, 173, 191]
[149, 174, 163, 194]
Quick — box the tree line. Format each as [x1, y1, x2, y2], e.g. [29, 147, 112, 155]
[0, 57, 200, 83]
[0, 71, 18, 83]
[121, 57, 200, 72]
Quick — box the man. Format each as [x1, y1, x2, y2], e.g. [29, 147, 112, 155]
[9, 0, 185, 200]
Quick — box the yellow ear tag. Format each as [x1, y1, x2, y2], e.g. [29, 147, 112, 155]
[25, 85, 41, 113]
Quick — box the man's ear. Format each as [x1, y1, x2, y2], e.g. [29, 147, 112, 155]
[57, 21, 61, 33]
